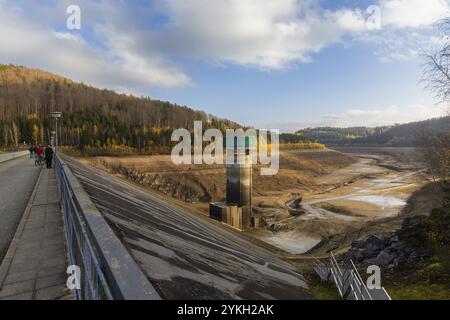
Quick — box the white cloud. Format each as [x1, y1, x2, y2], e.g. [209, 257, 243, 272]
[151, 0, 367, 69]
[0, 0, 371, 82]
[0, 0, 449, 91]
[355, 0, 450, 63]
[0, 0, 191, 93]
[379, 0, 450, 28]
[148, 0, 450, 68]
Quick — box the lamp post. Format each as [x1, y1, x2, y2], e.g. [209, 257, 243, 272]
[50, 112, 62, 153]
[51, 131, 56, 147]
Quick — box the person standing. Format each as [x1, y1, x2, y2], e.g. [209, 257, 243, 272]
[29, 145, 35, 159]
[44, 145, 54, 169]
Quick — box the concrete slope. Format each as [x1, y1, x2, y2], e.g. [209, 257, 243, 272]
[0, 157, 41, 263]
[64, 156, 310, 300]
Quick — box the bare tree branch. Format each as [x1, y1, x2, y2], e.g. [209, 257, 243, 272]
[422, 19, 450, 102]
[420, 19, 450, 188]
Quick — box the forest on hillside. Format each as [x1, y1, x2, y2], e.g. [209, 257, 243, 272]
[0, 65, 326, 155]
[0, 65, 239, 154]
[297, 117, 450, 147]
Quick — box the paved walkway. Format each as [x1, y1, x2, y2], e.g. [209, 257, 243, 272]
[0, 156, 41, 263]
[0, 168, 72, 300]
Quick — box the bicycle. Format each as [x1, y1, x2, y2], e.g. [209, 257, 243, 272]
[35, 154, 44, 166]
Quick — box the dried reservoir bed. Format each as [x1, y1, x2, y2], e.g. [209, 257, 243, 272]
[77, 148, 428, 258]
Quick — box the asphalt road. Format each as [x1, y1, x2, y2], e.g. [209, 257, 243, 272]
[0, 156, 41, 263]
[64, 156, 311, 300]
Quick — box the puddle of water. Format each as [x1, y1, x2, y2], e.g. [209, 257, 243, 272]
[263, 232, 321, 254]
[347, 195, 406, 209]
[300, 204, 357, 221]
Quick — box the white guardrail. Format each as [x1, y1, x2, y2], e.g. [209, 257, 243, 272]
[0, 151, 29, 163]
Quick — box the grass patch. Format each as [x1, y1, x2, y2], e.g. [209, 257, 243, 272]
[386, 283, 450, 300]
[310, 282, 340, 300]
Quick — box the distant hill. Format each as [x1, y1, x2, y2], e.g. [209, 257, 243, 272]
[297, 117, 450, 147]
[0, 65, 70, 84]
[0, 64, 239, 154]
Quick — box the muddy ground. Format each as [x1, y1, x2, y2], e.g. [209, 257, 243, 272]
[77, 147, 434, 259]
[78, 149, 354, 212]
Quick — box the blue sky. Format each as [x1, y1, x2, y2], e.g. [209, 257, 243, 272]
[0, 0, 449, 132]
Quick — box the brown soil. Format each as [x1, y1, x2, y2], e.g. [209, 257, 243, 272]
[77, 149, 355, 213]
[76, 147, 432, 258]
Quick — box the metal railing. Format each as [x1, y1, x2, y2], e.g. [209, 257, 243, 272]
[329, 252, 354, 299]
[349, 260, 375, 300]
[312, 257, 330, 282]
[314, 252, 391, 301]
[55, 154, 161, 300]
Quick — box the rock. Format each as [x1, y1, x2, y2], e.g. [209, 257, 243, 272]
[345, 248, 369, 263]
[268, 223, 291, 232]
[352, 240, 366, 249]
[366, 236, 385, 257]
[404, 247, 414, 255]
[390, 241, 406, 250]
[376, 248, 396, 267]
[353, 249, 369, 262]
[389, 234, 400, 244]
[346, 232, 425, 271]
[364, 257, 378, 265]
[290, 197, 303, 209]
[289, 209, 306, 216]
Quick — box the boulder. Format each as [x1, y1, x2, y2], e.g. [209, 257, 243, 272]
[376, 248, 396, 267]
[346, 233, 425, 270]
[353, 249, 369, 263]
[351, 240, 366, 249]
[366, 236, 385, 257]
[389, 234, 400, 244]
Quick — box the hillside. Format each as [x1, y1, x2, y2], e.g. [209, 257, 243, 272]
[0, 65, 239, 154]
[0, 65, 326, 154]
[297, 117, 450, 147]
[0, 65, 70, 84]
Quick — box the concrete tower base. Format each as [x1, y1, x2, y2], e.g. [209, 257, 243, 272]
[209, 202, 251, 231]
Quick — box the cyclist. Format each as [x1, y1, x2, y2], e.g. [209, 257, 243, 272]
[35, 145, 44, 165]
